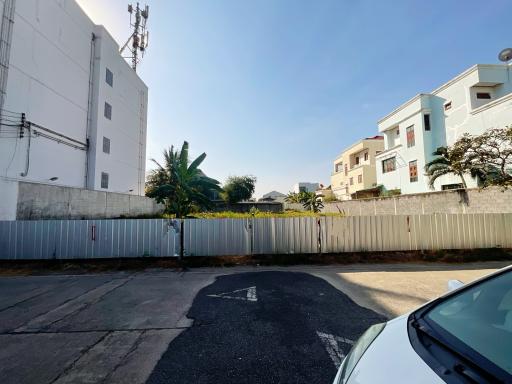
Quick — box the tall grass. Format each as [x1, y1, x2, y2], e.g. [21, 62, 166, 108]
[183, 210, 345, 219]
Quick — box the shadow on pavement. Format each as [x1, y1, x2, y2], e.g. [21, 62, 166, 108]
[147, 271, 386, 384]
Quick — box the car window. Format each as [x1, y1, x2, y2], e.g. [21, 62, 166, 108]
[425, 271, 512, 374]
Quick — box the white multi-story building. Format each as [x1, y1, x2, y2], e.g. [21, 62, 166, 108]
[376, 63, 512, 194]
[0, 0, 148, 212]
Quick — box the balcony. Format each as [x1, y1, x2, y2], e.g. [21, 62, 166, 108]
[375, 144, 402, 159]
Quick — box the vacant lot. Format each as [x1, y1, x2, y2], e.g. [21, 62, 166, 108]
[0, 262, 507, 384]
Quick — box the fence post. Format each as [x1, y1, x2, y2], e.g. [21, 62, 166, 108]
[317, 218, 322, 254]
[249, 217, 254, 255]
[179, 219, 184, 261]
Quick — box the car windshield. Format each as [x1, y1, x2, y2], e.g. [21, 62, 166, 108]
[425, 270, 512, 374]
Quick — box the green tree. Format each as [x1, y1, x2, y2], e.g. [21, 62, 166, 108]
[221, 175, 257, 204]
[424, 144, 471, 189]
[300, 192, 324, 213]
[284, 191, 308, 204]
[464, 126, 512, 187]
[146, 141, 221, 217]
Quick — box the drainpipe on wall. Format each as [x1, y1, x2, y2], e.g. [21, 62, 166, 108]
[0, 0, 16, 122]
[84, 32, 96, 188]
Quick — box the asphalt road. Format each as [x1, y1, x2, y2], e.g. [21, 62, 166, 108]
[147, 271, 387, 384]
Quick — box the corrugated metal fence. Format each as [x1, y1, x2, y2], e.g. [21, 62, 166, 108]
[1, 213, 511, 259]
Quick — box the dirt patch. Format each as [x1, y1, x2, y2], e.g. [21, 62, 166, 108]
[0, 248, 511, 276]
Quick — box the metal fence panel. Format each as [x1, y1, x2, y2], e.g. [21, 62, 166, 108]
[0, 219, 179, 259]
[184, 218, 250, 256]
[1, 213, 512, 259]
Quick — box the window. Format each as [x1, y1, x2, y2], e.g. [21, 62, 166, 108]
[423, 114, 431, 131]
[355, 156, 360, 166]
[102, 137, 110, 154]
[444, 101, 452, 111]
[406, 125, 415, 148]
[421, 271, 512, 378]
[101, 172, 109, 189]
[105, 68, 113, 87]
[349, 177, 354, 185]
[382, 157, 396, 173]
[396, 128, 400, 136]
[441, 183, 464, 190]
[476, 92, 491, 99]
[409, 160, 418, 182]
[358, 174, 362, 184]
[344, 164, 348, 176]
[364, 152, 368, 161]
[335, 162, 343, 172]
[104, 102, 112, 120]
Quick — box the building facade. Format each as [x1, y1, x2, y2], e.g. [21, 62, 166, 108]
[292, 182, 320, 194]
[0, 0, 148, 219]
[376, 64, 512, 194]
[331, 136, 384, 200]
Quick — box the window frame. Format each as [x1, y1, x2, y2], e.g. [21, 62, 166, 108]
[102, 136, 110, 154]
[104, 102, 112, 120]
[105, 67, 113, 87]
[100, 172, 109, 189]
[406, 125, 415, 148]
[423, 114, 431, 131]
[409, 160, 418, 182]
[358, 174, 363, 184]
[476, 92, 491, 100]
[382, 157, 396, 174]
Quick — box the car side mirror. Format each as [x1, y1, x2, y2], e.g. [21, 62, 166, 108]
[447, 279, 464, 292]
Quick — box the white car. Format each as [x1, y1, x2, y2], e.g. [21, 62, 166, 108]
[333, 265, 512, 384]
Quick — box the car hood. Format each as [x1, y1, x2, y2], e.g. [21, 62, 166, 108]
[345, 315, 444, 384]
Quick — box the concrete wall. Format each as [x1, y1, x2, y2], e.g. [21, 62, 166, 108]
[322, 187, 512, 216]
[14, 181, 162, 220]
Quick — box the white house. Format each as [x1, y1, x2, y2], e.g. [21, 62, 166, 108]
[376, 63, 512, 194]
[0, 0, 148, 218]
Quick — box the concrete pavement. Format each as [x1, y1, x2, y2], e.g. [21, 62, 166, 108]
[0, 261, 508, 383]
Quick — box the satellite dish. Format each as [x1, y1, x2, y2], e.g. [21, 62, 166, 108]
[498, 48, 512, 63]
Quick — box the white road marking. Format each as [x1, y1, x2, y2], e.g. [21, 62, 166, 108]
[316, 331, 354, 368]
[207, 286, 258, 302]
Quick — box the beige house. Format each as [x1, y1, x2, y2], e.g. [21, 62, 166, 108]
[331, 136, 384, 200]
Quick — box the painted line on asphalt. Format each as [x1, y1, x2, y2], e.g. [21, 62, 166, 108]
[207, 286, 258, 302]
[316, 331, 354, 368]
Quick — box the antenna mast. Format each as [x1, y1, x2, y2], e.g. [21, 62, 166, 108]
[120, 3, 149, 71]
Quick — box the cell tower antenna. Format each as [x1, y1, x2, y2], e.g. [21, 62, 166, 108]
[120, 3, 149, 71]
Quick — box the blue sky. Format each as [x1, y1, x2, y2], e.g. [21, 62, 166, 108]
[78, 0, 512, 197]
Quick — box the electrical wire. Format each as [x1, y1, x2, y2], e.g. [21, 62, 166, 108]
[32, 130, 86, 151]
[0, 107, 23, 115]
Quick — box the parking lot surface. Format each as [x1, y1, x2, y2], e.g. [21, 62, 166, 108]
[0, 262, 507, 383]
[148, 271, 385, 383]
